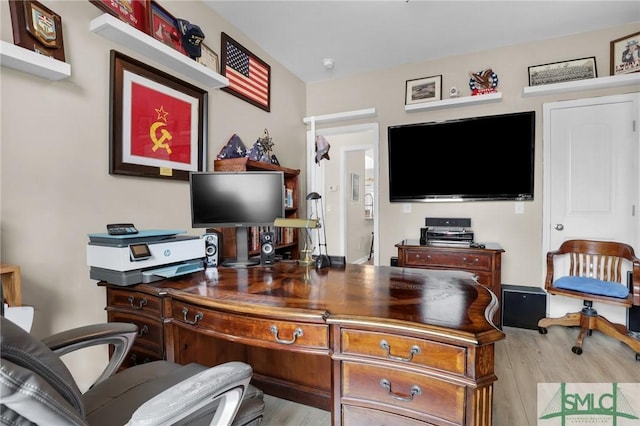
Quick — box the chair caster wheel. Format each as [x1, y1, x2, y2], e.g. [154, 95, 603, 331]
[538, 327, 548, 334]
[572, 346, 583, 355]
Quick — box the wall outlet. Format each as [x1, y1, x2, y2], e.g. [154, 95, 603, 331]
[402, 203, 412, 213]
[515, 202, 525, 214]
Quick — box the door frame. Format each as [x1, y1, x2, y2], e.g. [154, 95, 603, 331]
[306, 122, 380, 265]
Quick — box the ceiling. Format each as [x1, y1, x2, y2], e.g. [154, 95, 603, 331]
[203, 1, 640, 83]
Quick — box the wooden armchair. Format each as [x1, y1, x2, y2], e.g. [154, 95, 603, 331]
[538, 239, 640, 360]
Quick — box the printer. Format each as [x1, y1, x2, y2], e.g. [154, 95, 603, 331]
[87, 230, 205, 286]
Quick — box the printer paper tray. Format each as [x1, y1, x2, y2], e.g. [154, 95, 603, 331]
[90, 259, 203, 286]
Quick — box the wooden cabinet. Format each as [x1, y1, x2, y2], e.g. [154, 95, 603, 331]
[396, 240, 504, 326]
[104, 287, 167, 368]
[213, 158, 301, 260]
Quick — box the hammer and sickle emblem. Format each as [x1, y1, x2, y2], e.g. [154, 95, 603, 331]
[149, 121, 173, 154]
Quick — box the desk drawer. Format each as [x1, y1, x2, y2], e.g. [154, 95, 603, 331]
[342, 405, 428, 426]
[404, 250, 491, 271]
[342, 361, 465, 425]
[108, 311, 163, 353]
[107, 288, 162, 316]
[341, 330, 466, 375]
[173, 301, 329, 351]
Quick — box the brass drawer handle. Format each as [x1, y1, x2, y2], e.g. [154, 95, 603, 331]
[182, 307, 203, 325]
[462, 257, 479, 265]
[379, 339, 420, 362]
[128, 296, 147, 310]
[137, 325, 149, 337]
[270, 325, 303, 345]
[380, 379, 421, 402]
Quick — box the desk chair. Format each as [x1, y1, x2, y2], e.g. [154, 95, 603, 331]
[537, 239, 640, 360]
[0, 317, 265, 425]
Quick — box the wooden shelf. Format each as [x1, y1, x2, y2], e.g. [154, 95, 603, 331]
[213, 158, 301, 260]
[522, 73, 640, 97]
[405, 92, 502, 112]
[89, 14, 228, 89]
[0, 41, 71, 80]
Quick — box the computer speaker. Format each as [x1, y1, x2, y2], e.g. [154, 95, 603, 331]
[203, 232, 221, 268]
[260, 231, 276, 265]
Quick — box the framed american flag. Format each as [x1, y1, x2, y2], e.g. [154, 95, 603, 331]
[221, 32, 271, 112]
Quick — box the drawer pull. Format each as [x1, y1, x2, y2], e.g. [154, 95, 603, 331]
[182, 307, 203, 325]
[137, 325, 149, 337]
[128, 296, 147, 310]
[379, 339, 420, 362]
[379, 379, 422, 402]
[270, 325, 303, 345]
[462, 257, 479, 265]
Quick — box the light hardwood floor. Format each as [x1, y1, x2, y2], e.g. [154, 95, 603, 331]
[259, 326, 640, 425]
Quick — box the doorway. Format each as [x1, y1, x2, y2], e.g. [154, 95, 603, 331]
[306, 123, 379, 265]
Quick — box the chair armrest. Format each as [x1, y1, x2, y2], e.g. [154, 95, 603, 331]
[41, 322, 138, 386]
[126, 361, 252, 426]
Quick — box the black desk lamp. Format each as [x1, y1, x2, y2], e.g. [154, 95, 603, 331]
[306, 192, 331, 269]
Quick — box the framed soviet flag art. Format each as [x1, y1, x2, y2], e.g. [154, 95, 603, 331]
[109, 50, 207, 181]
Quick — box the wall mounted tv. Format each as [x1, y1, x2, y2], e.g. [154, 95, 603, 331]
[388, 111, 535, 202]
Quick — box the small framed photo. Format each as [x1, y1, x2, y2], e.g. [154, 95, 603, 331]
[527, 57, 597, 86]
[610, 31, 640, 75]
[89, 0, 149, 33]
[197, 43, 219, 72]
[405, 75, 442, 105]
[148, 0, 184, 54]
[351, 173, 360, 202]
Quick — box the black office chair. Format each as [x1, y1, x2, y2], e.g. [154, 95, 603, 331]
[0, 317, 265, 425]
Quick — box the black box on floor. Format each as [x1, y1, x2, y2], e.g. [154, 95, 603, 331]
[390, 256, 399, 266]
[501, 284, 547, 330]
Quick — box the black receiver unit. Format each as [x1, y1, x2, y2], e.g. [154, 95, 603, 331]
[425, 217, 471, 228]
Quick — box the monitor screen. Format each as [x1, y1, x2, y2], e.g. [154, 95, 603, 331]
[190, 171, 285, 266]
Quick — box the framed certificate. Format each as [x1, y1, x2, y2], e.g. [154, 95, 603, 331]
[197, 43, 219, 72]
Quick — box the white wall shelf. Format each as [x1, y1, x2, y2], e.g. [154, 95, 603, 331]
[522, 73, 640, 97]
[404, 92, 502, 112]
[89, 14, 228, 89]
[0, 40, 71, 80]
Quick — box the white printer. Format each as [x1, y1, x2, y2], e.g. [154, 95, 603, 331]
[87, 230, 205, 286]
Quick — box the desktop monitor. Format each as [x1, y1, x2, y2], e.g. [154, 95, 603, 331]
[190, 171, 285, 267]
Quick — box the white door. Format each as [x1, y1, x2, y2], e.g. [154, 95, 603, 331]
[543, 93, 639, 253]
[543, 93, 639, 323]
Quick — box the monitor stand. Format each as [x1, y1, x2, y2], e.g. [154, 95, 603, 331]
[222, 227, 260, 268]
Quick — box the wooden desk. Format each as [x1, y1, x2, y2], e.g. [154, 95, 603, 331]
[396, 240, 504, 326]
[1, 263, 22, 306]
[99, 263, 504, 425]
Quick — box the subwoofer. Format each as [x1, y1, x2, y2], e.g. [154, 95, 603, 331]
[260, 231, 276, 265]
[203, 232, 221, 268]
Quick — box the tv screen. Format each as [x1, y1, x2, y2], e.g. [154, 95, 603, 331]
[190, 171, 285, 266]
[388, 111, 535, 202]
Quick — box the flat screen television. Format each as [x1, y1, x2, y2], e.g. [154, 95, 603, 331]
[190, 171, 285, 267]
[388, 111, 535, 202]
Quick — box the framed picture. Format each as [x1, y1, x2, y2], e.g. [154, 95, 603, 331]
[89, 0, 149, 33]
[351, 173, 360, 202]
[405, 75, 442, 105]
[148, 0, 184, 54]
[109, 50, 207, 181]
[197, 43, 219, 72]
[528, 57, 597, 86]
[9, 0, 65, 61]
[610, 31, 640, 75]
[221, 32, 271, 112]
